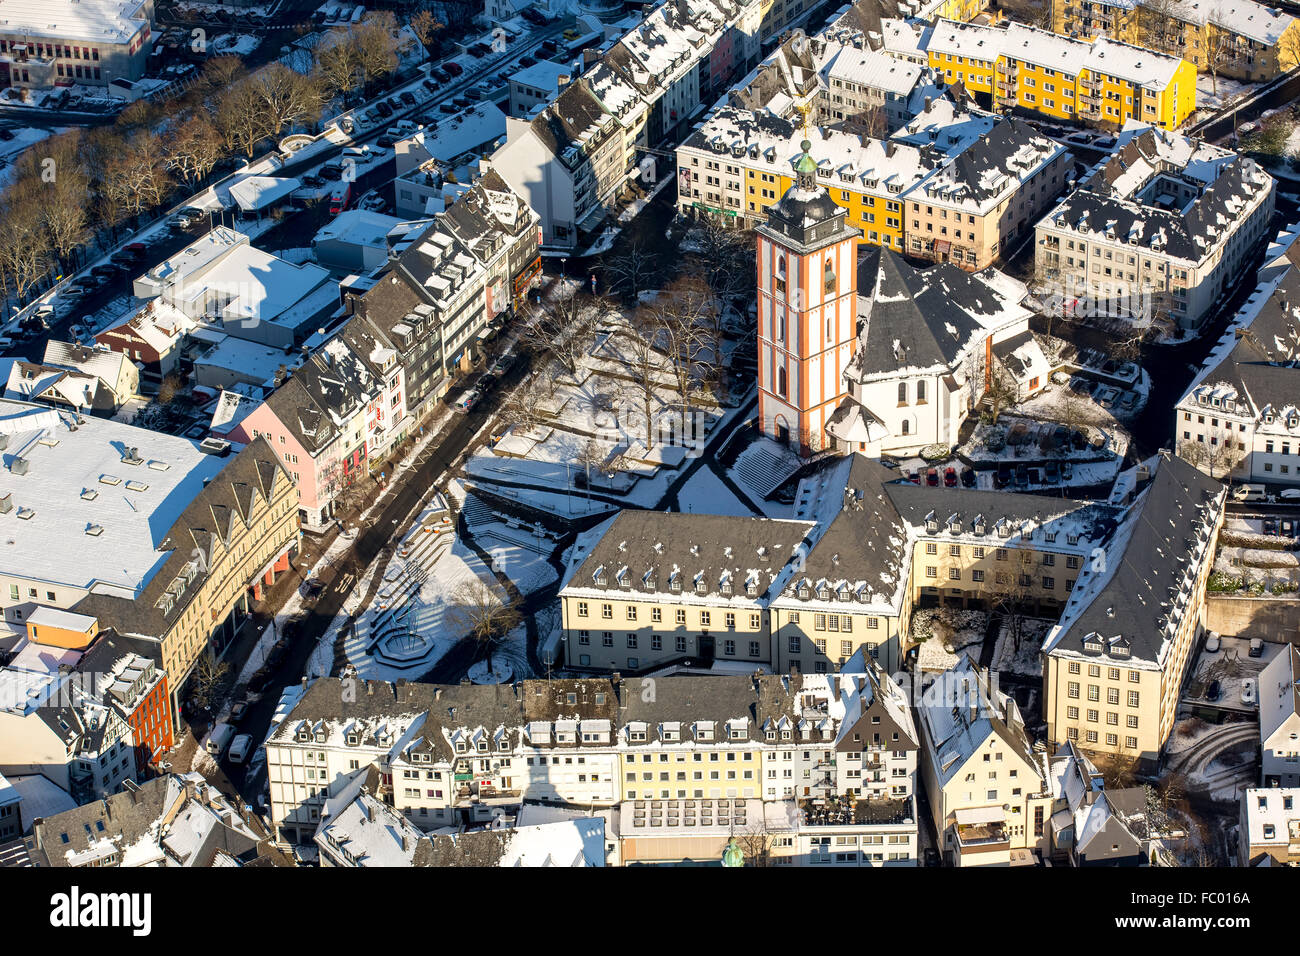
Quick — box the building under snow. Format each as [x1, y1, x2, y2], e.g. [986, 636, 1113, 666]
[1035, 123, 1276, 336]
[1174, 224, 1300, 486]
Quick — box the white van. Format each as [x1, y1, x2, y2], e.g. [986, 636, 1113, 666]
[1233, 484, 1268, 502]
[228, 734, 254, 764]
[206, 722, 236, 757]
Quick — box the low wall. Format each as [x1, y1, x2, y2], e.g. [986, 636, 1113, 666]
[1205, 595, 1300, 642]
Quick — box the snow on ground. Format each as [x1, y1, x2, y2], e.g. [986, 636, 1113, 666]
[341, 501, 503, 681]
[473, 519, 561, 595]
[990, 617, 1055, 678]
[212, 33, 263, 57]
[618, 175, 673, 223]
[676, 465, 757, 517]
[1195, 75, 1257, 113]
[911, 607, 988, 672]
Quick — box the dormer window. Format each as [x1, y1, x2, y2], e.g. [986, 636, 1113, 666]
[498, 738, 509, 752]
[477, 740, 488, 753]
[456, 741, 467, 753]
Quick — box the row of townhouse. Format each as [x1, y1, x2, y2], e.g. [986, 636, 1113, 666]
[924, 18, 1196, 129]
[225, 339, 407, 530]
[678, 98, 1070, 270]
[1050, 0, 1300, 82]
[556, 447, 1225, 773]
[0, 399, 300, 720]
[266, 662, 923, 866]
[346, 171, 541, 417]
[1174, 223, 1300, 485]
[1034, 123, 1276, 336]
[490, 0, 847, 249]
[227, 173, 540, 529]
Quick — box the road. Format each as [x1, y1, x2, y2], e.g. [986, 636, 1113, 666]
[220, 352, 535, 802]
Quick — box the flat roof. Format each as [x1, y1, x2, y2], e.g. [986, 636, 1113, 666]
[0, 399, 227, 598]
[0, 0, 151, 45]
[194, 337, 305, 387]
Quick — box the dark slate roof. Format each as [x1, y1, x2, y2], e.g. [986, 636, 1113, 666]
[851, 248, 1015, 376]
[884, 483, 1121, 541]
[920, 116, 1063, 205]
[564, 510, 816, 601]
[72, 438, 293, 640]
[30, 774, 265, 867]
[263, 348, 369, 456]
[618, 673, 800, 732]
[783, 456, 908, 604]
[1051, 455, 1224, 663]
[527, 81, 614, 169]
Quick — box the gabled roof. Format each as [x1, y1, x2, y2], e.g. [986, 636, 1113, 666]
[850, 248, 1030, 377]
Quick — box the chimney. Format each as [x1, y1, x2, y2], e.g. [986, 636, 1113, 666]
[434, 688, 442, 701]
[557, 73, 571, 92]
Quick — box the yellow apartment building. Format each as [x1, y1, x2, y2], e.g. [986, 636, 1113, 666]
[925, 18, 1195, 128]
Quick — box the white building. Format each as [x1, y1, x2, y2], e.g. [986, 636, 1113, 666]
[827, 248, 1046, 457]
[1239, 787, 1300, 865]
[1260, 645, 1300, 788]
[1174, 224, 1300, 486]
[1035, 123, 1276, 336]
[0, 399, 227, 629]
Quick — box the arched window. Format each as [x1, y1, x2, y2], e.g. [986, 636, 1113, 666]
[826, 315, 833, 341]
[777, 312, 786, 342]
[916, 380, 927, 403]
[777, 366, 788, 398]
[824, 258, 836, 293]
[898, 382, 908, 405]
[775, 255, 787, 295]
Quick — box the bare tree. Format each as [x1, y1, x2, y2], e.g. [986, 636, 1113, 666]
[575, 438, 607, 501]
[619, 309, 664, 449]
[250, 62, 324, 137]
[984, 363, 1020, 421]
[1138, 0, 1185, 58]
[100, 132, 173, 220]
[989, 550, 1036, 652]
[600, 240, 659, 302]
[189, 648, 230, 715]
[1205, 32, 1241, 97]
[216, 80, 273, 157]
[642, 275, 718, 428]
[501, 375, 551, 432]
[517, 291, 600, 380]
[409, 9, 445, 51]
[163, 115, 224, 185]
[450, 578, 522, 670]
[733, 819, 773, 866]
[0, 185, 54, 304]
[353, 12, 402, 94]
[313, 36, 364, 103]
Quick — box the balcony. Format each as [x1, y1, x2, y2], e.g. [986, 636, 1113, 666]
[800, 794, 913, 827]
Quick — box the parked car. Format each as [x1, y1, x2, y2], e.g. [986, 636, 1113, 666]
[1043, 461, 1060, 483]
[206, 723, 235, 756]
[90, 264, 122, 280]
[489, 352, 516, 377]
[339, 117, 356, 136]
[904, 470, 921, 485]
[0, 128, 14, 141]
[432, 67, 450, 82]
[228, 734, 254, 764]
[520, 55, 537, 67]
[994, 465, 1012, 489]
[943, 467, 958, 488]
[319, 163, 343, 180]
[375, 101, 393, 118]
[475, 373, 496, 393]
[453, 96, 471, 107]
[1242, 679, 1257, 706]
[440, 102, 459, 114]
[1204, 631, 1221, 653]
[423, 78, 439, 93]
[1061, 461, 1073, 481]
[1014, 464, 1029, 488]
[228, 700, 248, 722]
[925, 468, 939, 487]
[301, 174, 324, 188]
[455, 389, 480, 412]
[445, 61, 464, 77]
[376, 134, 396, 148]
[960, 467, 977, 488]
[125, 241, 148, 255]
[1206, 679, 1222, 701]
[1249, 638, 1265, 658]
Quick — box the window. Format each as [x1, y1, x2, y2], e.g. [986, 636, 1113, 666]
[898, 382, 908, 405]
[1127, 690, 1140, 707]
[576, 601, 588, 618]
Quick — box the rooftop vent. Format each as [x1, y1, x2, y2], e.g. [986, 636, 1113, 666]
[86, 524, 104, 537]
[121, 447, 143, 465]
[81, 488, 98, 501]
[10, 457, 29, 476]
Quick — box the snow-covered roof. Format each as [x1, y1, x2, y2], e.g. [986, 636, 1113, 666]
[1168, 0, 1295, 45]
[0, 0, 151, 45]
[1241, 787, 1300, 849]
[0, 398, 228, 600]
[312, 209, 405, 250]
[228, 176, 301, 213]
[405, 101, 507, 164]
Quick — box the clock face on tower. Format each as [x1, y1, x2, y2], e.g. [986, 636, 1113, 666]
[755, 139, 862, 457]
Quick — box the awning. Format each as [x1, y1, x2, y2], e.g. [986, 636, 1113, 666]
[955, 806, 1003, 826]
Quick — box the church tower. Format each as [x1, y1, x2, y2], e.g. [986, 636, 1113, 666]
[755, 139, 861, 456]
